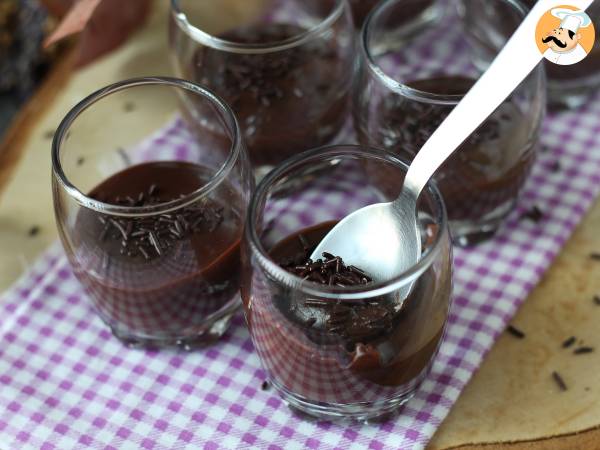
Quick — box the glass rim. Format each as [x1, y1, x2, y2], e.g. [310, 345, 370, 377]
[170, 0, 347, 54]
[51, 76, 243, 217]
[361, 0, 531, 105]
[245, 144, 449, 300]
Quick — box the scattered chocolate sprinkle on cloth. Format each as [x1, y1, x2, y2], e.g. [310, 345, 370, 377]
[521, 205, 544, 223]
[2, 24, 600, 450]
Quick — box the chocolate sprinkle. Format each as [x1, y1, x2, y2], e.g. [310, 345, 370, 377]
[117, 147, 131, 166]
[278, 243, 395, 341]
[28, 226, 40, 237]
[521, 206, 544, 223]
[506, 325, 525, 339]
[261, 380, 270, 391]
[590, 253, 600, 261]
[573, 346, 594, 355]
[305, 317, 316, 327]
[593, 295, 600, 306]
[96, 184, 223, 261]
[283, 250, 373, 287]
[562, 336, 576, 348]
[552, 371, 567, 391]
[549, 160, 561, 173]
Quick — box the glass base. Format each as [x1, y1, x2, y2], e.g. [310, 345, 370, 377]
[449, 199, 516, 247]
[270, 372, 426, 423]
[105, 303, 240, 350]
[276, 384, 415, 423]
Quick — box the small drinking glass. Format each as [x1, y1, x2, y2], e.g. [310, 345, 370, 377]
[169, 0, 355, 171]
[354, 0, 546, 245]
[51, 77, 253, 348]
[242, 145, 452, 421]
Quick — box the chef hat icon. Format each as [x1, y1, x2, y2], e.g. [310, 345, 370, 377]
[551, 8, 592, 33]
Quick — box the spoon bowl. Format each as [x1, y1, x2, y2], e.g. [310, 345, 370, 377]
[311, 188, 420, 287]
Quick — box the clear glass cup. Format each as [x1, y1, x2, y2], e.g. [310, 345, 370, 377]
[168, 0, 355, 172]
[51, 77, 254, 349]
[522, 0, 600, 108]
[354, 0, 546, 246]
[241, 145, 452, 421]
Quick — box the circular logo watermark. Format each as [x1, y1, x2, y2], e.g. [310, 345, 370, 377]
[535, 5, 595, 65]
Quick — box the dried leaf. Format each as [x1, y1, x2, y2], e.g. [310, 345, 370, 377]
[43, 0, 102, 48]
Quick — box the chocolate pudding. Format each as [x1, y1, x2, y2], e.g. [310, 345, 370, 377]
[188, 24, 351, 167]
[356, 75, 537, 222]
[243, 221, 448, 404]
[69, 161, 243, 338]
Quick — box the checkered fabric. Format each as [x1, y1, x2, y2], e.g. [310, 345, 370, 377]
[3, 2, 600, 446]
[1, 91, 599, 448]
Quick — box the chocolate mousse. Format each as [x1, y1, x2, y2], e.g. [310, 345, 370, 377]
[69, 161, 243, 340]
[243, 221, 448, 403]
[356, 75, 538, 222]
[187, 24, 351, 167]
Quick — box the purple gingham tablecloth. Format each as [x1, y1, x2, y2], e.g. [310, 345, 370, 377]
[3, 3, 600, 444]
[1, 93, 600, 449]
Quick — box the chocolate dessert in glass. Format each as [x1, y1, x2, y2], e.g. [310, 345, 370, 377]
[354, 0, 545, 245]
[169, 0, 355, 170]
[52, 78, 253, 348]
[241, 145, 452, 421]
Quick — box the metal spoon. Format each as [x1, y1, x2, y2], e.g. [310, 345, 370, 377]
[311, 1, 594, 283]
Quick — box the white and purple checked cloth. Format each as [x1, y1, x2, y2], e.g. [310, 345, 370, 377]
[3, 2, 600, 444]
[1, 93, 600, 449]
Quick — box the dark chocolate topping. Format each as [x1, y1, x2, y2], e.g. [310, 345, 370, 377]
[69, 161, 243, 334]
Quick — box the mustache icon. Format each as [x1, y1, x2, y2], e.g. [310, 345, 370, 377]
[542, 35, 567, 48]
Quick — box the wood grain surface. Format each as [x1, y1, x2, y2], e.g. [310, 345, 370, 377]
[0, 1, 598, 448]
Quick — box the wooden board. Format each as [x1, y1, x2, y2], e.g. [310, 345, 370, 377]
[0, 1, 598, 448]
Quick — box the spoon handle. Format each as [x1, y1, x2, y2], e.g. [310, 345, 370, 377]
[401, 0, 595, 200]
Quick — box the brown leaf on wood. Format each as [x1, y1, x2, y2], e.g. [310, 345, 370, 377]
[42, 0, 151, 67]
[43, 0, 102, 48]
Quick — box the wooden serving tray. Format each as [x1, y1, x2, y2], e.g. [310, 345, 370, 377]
[0, 1, 598, 448]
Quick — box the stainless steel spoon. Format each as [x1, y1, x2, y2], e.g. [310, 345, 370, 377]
[311, 0, 595, 283]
